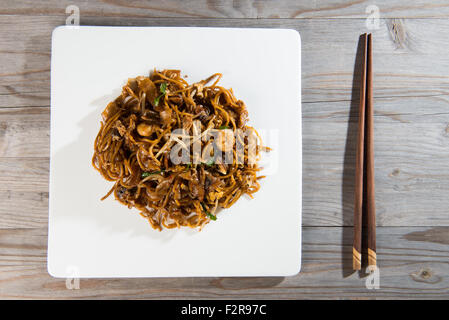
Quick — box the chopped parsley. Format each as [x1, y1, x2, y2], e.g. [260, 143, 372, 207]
[201, 202, 217, 221]
[154, 82, 168, 106]
[141, 170, 162, 178]
[160, 82, 167, 94]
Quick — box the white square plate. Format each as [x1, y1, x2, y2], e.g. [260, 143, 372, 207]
[48, 26, 301, 278]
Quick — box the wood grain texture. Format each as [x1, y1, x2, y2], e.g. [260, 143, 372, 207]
[0, 192, 48, 229]
[0, 227, 448, 299]
[1, 0, 449, 299]
[0, 158, 49, 193]
[2, 0, 449, 19]
[0, 108, 49, 158]
[2, 16, 449, 108]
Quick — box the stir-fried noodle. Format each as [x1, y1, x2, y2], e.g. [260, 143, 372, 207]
[92, 70, 269, 230]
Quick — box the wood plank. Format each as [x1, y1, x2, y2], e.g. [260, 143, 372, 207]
[0, 192, 48, 229]
[2, 0, 449, 19]
[303, 96, 449, 123]
[0, 226, 447, 299]
[0, 107, 49, 158]
[0, 158, 49, 193]
[0, 15, 51, 107]
[2, 16, 449, 107]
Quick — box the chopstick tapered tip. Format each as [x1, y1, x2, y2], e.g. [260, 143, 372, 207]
[368, 248, 377, 267]
[352, 247, 362, 270]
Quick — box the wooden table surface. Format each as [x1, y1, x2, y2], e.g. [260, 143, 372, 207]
[1, 0, 448, 299]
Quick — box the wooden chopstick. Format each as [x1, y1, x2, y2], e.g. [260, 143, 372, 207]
[365, 33, 377, 268]
[353, 33, 367, 271]
[353, 33, 376, 270]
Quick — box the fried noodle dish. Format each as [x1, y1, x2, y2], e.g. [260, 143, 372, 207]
[92, 69, 269, 230]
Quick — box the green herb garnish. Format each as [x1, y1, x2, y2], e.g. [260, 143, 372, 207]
[154, 82, 168, 106]
[218, 125, 229, 129]
[141, 170, 162, 178]
[160, 82, 167, 94]
[154, 95, 162, 106]
[185, 163, 191, 171]
[207, 212, 217, 221]
[201, 202, 217, 221]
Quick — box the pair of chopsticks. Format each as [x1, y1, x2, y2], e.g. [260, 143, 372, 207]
[353, 33, 376, 271]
